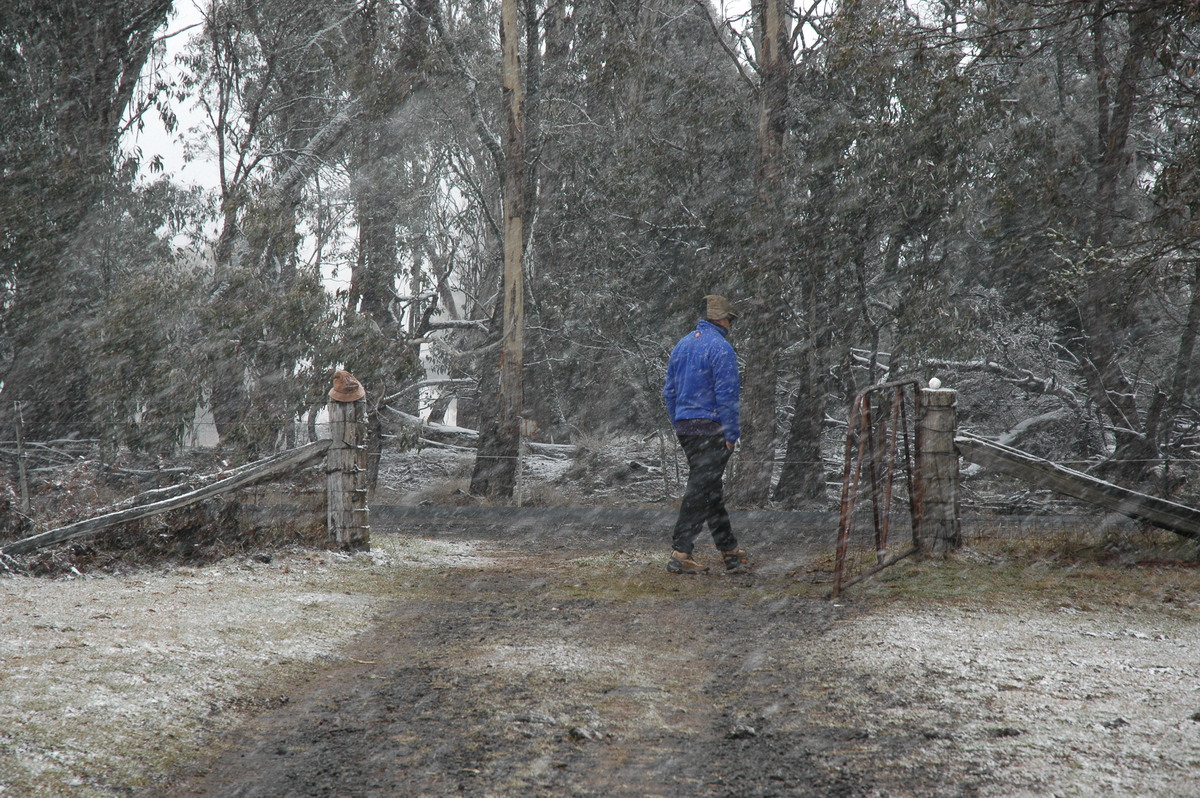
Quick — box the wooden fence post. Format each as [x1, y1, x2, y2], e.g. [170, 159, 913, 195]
[327, 371, 369, 552]
[917, 379, 962, 553]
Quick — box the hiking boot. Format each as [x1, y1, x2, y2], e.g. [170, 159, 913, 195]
[667, 550, 708, 575]
[721, 548, 748, 573]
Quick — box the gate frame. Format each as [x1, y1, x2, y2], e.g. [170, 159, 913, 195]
[832, 378, 924, 597]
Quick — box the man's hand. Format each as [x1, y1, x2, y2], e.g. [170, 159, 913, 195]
[726, 440, 735, 451]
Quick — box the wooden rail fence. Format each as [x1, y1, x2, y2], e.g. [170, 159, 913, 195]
[0, 372, 372, 558]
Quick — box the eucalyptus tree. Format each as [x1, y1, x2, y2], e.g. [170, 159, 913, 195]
[722, 0, 793, 505]
[1146, 5, 1200, 470]
[814, 0, 1200, 494]
[0, 0, 174, 440]
[685, 0, 873, 505]
[767, 0, 1200, 503]
[468, 0, 527, 499]
[523, 0, 756, 438]
[753, 0, 992, 504]
[1085, 0, 1200, 485]
[181, 0, 361, 457]
[409, 0, 523, 498]
[86, 178, 212, 454]
[944, 0, 1197, 485]
[414, 0, 759, 497]
[1074, 1, 1168, 481]
[335, 0, 445, 486]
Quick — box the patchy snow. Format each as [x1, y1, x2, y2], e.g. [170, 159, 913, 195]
[375, 433, 678, 507]
[805, 603, 1200, 796]
[0, 537, 470, 797]
[4, 439, 1200, 796]
[385, 536, 500, 569]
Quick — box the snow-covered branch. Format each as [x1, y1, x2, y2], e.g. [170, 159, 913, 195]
[426, 319, 490, 332]
[379, 378, 476, 407]
[381, 407, 576, 457]
[922, 358, 1084, 411]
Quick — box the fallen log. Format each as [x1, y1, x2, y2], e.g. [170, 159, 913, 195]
[383, 407, 478, 444]
[956, 432, 1200, 541]
[0, 440, 331, 557]
[383, 407, 577, 458]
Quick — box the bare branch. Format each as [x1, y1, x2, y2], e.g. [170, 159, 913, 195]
[922, 357, 1085, 413]
[691, 0, 759, 91]
[407, 0, 505, 176]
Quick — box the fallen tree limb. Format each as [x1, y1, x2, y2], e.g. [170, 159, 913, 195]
[384, 407, 479, 443]
[0, 442, 91, 464]
[921, 357, 1084, 413]
[961, 409, 1070, 477]
[0, 440, 331, 557]
[382, 407, 577, 457]
[956, 432, 1200, 541]
[416, 438, 476, 452]
[528, 442, 580, 458]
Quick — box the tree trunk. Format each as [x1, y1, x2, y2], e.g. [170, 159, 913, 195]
[1078, 4, 1161, 483]
[774, 341, 829, 504]
[1163, 262, 1200, 440]
[731, 0, 791, 506]
[774, 247, 833, 505]
[471, 0, 526, 499]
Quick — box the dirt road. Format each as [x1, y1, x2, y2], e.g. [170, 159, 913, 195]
[126, 506, 1200, 797]
[9, 441, 1199, 796]
[143, 508, 928, 798]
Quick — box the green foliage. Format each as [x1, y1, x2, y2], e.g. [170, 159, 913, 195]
[85, 180, 211, 453]
[197, 254, 337, 456]
[522, 0, 756, 435]
[0, 0, 175, 441]
[6, 0, 1200, 500]
[321, 309, 421, 407]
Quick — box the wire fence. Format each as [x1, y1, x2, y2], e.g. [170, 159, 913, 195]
[5, 422, 1200, 544]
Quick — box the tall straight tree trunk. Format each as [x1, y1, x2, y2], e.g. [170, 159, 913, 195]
[471, 0, 526, 499]
[1078, 3, 1161, 483]
[732, 0, 791, 506]
[350, 126, 401, 491]
[1165, 262, 1200, 435]
[208, 195, 252, 453]
[774, 277, 830, 505]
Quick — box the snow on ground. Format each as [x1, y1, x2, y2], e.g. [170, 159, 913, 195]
[0, 537, 455, 798]
[4, 441, 1200, 796]
[376, 435, 677, 507]
[5, 531, 1200, 797]
[807, 602, 1200, 797]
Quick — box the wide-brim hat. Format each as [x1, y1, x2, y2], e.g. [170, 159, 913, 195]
[705, 294, 738, 321]
[328, 369, 366, 402]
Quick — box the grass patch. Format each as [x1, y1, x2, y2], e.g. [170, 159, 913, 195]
[846, 520, 1200, 613]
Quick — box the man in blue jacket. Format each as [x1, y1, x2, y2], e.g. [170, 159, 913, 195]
[662, 295, 748, 574]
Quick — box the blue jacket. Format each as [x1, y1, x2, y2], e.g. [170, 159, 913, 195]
[663, 320, 741, 442]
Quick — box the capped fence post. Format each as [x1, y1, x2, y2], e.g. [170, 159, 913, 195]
[917, 379, 961, 552]
[326, 370, 369, 552]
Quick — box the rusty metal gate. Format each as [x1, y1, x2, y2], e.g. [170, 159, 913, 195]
[832, 378, 924, 597]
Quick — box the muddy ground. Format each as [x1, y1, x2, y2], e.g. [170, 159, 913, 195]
[132, 506, 1200, 798]
[141, 509, 885, 798]
[7, 442, 1200, 796]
